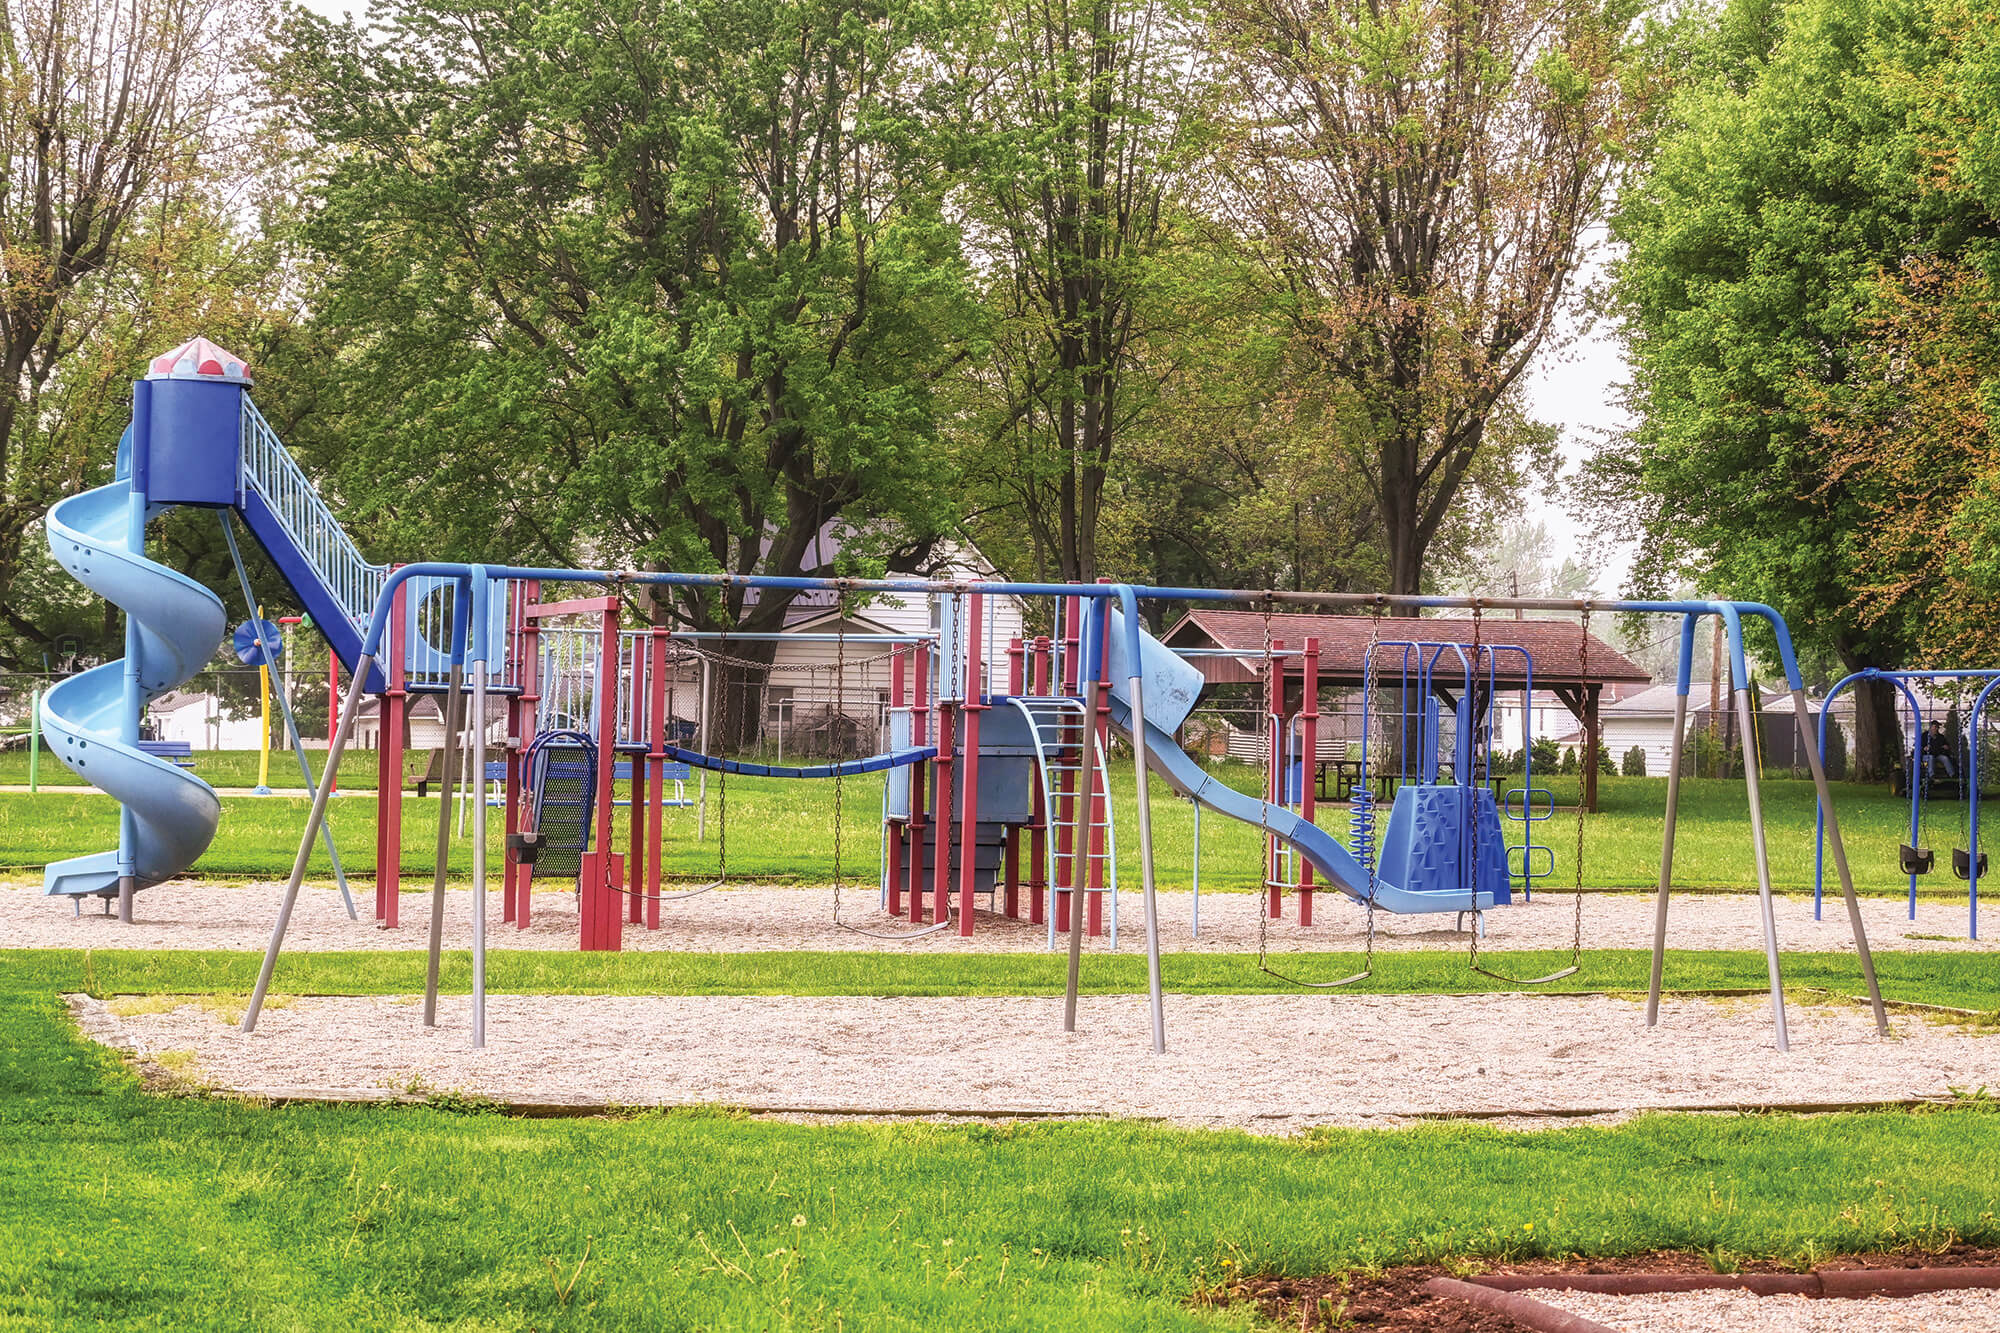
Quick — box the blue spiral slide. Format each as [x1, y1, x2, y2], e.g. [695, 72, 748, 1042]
[39, 475, 227, 896]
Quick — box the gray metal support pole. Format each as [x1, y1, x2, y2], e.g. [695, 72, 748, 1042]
[1646, 692, 1689, 1026]
[1792, 687, 1889, 1034]
[1126, 673, 1168, 1055]
[219, 514, 356, 918]
[423, 667, 465, 1027]
[117, 876, 134, 924]
[471, 664, 489, 1049]
[1063, 674, 1104, 1033]
[243, 653, 376, 1033]
[1734, 685, 1790, 1051]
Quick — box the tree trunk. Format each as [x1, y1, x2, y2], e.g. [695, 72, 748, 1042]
[1850, 676, 1901, 784]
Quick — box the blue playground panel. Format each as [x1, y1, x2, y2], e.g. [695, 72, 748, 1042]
[1375, 784, 1512, 906]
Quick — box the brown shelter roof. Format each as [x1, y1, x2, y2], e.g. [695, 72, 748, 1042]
[1161, 611, 1652, 690]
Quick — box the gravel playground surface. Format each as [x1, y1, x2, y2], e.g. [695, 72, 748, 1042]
[71, 991, 2000, 1132]
[5, 879, 1995, 956]
[1519, 1287, 2000, 1331]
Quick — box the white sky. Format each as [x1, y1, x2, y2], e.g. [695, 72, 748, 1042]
[1525, 322, 1634, 595]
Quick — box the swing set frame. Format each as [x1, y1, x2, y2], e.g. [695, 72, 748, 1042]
[241, 568, 1889, 1057]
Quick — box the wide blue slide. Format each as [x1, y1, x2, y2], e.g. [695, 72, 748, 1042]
[40, 475, 227, 896]
[1100, 610, 1495, 914]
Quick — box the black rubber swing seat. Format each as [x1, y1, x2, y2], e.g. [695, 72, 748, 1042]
[1953, 847, 1987, 880]
[1901, 843, 1936, 875]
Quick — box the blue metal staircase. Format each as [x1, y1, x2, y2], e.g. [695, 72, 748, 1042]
[234, 398, 387, 688]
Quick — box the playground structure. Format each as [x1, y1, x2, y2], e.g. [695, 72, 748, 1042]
[1814, 667, 2000, 939]
[36, 339, 1892, 1054]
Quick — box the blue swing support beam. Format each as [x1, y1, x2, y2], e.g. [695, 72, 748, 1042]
[243, 570, 1889, 1056]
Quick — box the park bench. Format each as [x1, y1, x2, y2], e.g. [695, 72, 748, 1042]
[136, 740, 196, 769]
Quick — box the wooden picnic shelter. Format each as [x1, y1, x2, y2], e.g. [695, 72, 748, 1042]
[1160, 610, 1654, 811]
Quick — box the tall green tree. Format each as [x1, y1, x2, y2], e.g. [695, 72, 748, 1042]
[1211, 0, 1636, 594]
[940, 0, 1207, 583]
[0, 0, 269, 669]
[1594, 0, 1976, 776]
[277, 0, 974, 659]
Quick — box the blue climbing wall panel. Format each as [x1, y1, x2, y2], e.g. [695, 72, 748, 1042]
[1374, 784, 1513, 906]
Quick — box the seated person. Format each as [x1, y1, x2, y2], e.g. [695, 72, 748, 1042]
[1919, 719, 1956, 781]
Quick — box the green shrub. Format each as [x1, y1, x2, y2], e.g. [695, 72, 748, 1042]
[1621, 745, 1647, 777]
[1822, 718, 1847, 780]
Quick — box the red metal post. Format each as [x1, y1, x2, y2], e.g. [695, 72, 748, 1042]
[326, 648, 339, 795]
[1300, 636, 1319, 927]
[1267, 638, 1285, 921]
[1003, 636, 1024, 917]
[502, 582, 522, 924]
[887, 645, 907, 917]
[514, 579, 542, 929]
[1028, 635, 1050, 926]
[910, 640, 931, 924]
[929, 695, 955, 932]
[581, 604, 623, 951]
[957, 594, 985, 936]
[647, 626, 667, 930]
[629, 756, 646, 925]
[375, 572, 408, 927]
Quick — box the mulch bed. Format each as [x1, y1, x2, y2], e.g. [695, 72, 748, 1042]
[1198, 1243, 2000, 1331]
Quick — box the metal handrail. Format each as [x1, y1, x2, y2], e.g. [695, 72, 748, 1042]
[238, 399, 386, 634]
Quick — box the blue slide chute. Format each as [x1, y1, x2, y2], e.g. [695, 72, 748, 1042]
[39, 478, 227, 896]
[1105, 695, 1495, 914]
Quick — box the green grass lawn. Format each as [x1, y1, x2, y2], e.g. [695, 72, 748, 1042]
[0, 745, 402, 790]
[3, 948, 1998, 1330]
[0, 758, 1987, 897]
[11, 945, 1997, 1010]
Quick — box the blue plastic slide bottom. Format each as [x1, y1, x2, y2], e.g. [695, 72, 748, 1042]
[660, 745, 938, 780]
[40, 480, 227, 895]
[1104, 696, 1494, 914]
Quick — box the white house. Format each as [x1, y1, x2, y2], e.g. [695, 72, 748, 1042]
[1553, 682, 1856, 776]
[144, 690, 263, 750]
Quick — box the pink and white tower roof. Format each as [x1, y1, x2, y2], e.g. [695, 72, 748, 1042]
[144, 336, 253, 385]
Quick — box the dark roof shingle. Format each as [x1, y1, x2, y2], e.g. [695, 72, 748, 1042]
[1161, 610, 1651, 688]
